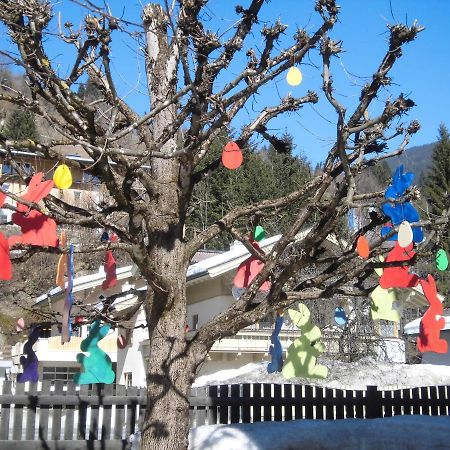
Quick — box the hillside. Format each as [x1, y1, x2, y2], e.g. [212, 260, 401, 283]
[385, 142, 435, 184]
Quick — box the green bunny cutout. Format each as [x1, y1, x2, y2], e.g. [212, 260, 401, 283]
[74, 319, 115, 384]
[282, 303, 328, 379]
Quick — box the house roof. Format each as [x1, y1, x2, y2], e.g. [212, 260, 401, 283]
[34, 229, 334, 306]
[404, 315, 450, 335]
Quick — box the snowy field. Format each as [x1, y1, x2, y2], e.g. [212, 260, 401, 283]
[189, 415, 450, 450]
[194, 358, 450, 390]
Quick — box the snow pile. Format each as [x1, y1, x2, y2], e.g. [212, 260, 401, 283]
[194, 358, 450, 390]
[189, 416, 450, 450]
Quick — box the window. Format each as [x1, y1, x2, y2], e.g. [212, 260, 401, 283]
[124, 372, 133, 387]
[1, 162, 12, 175]
[192, 314, 199, 331]
[42, 366, 80, 381]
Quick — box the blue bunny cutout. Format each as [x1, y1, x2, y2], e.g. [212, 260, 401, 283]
[385, 165, 414, 199]
[267, 313, 284, 373]
[382, 166, 423, 243]
[17, 325, 40, 383]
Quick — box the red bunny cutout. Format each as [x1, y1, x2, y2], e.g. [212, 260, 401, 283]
[0, 232, 12, 280]
[8, 172, 58, 248]
[379, 242, 419, 289]
[417, 275, 448, 354]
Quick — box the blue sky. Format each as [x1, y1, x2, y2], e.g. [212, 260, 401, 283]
[2, 0, 449, 166]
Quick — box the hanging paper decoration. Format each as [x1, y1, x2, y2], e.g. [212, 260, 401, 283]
[74, 316, 84, 325]
[397, 221, 414, 248]
[61, 244, 75, 344]
[102, 235, 118, 290]
[233, 240, 271, 291]
[117, 334, 127, 349]
[436, 249, 449, 272]
[286, 66, 302, 86]
[53, 164, 73, 190]
[267, 312, 284, 373]
[334, 307, 348, 326]
[356, 235, 370, 259]
[254, 225, 266, 242]
[417, 275, 448, 354]
[55, 231, 68, 288]
[370, 256, 400, 322]
[221, 141, 243, 170]
[17, 325, 40, 383]
[16, 317, 25, 332]
[381, 165, 423, 243]
[0, 232, 12, 280]
[379, 242, 419, 289]
[100, 230, 109, 242]
[73, 319, 116, 384]
[8, 172, 57, 248]
[282, 303, 328, 379]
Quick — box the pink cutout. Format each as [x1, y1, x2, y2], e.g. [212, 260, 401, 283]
[417, 275, 448, 354]
[233, 241, 271, 291]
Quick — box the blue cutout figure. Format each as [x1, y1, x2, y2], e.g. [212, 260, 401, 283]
[384, 165, 414, 199]
[17, 325, 40, 383]
[382, 166, 423, 243]
[267, 313, 284, 373]
[74, 319, 115, 384]
[334, 307, 348, 326]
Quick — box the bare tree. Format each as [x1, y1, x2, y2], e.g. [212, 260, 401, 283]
[0, 0, 441, 448]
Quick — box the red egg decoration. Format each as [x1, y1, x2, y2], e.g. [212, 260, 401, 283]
[16, 317, 25, 332]
[356, 235, 370, 259]
[117, 334, 127, 349]
[74, 316, 84, 325]
[221, 141, 243, 170]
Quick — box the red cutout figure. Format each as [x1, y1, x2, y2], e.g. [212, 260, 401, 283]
[0, 191, 5, 207]
[16, 173, 54, 213]
[9, 209, 58, 247]
[379, 242, 419, 289]
[102, 234, 118, 290]
[0, 232, 12, 280]
[8, 172, 58, 248]
[417, 275, 448, 354]
[233, 241, 271, 291]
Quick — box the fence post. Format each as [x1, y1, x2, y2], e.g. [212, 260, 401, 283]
[365, 385, 382, 418]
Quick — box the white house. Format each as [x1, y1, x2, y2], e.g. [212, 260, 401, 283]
[11, 231, 432, 385]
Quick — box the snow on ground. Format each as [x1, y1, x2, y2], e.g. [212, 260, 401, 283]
[189, 415, 450, 450]
[194, 357, 450, 390]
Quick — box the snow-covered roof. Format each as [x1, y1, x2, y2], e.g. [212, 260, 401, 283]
[404, 315, 450, 335]
[34, 228, 336, 306]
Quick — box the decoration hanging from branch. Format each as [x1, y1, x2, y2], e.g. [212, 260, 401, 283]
[17, 325, 40, 383]
[221, 141, 243, 170]
[254, 225, 266, 242]
[436, 249, 449, 271]
[379, 242, 419, 289]
[334, 306, 348, 326]
[397, 221, 414, 248]
[102, 234, 118, 290]
[0, 232, 12, 280]
[286, 66, 302, 86]
[16, 317, 25, 332]
[56, 230, 68, 288]
[53, 164, 73, 189]
[233, 240, 271, 291]
[267, 311, 284, 374]
[282, 303, 328, 379]
[61, 244, 74, 344]
[73, 319, 115, 385]
[356, 235, 370, 259]
[417, 275, 448, 354]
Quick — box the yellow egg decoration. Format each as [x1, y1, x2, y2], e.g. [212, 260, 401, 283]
[286, 66, 302, 86]
[53, 164, 73, 189]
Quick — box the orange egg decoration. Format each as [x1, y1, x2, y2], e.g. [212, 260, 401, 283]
[53, 164, 73, 189]
[356, 235, 370, 259]
[221, 141, 243, 170]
